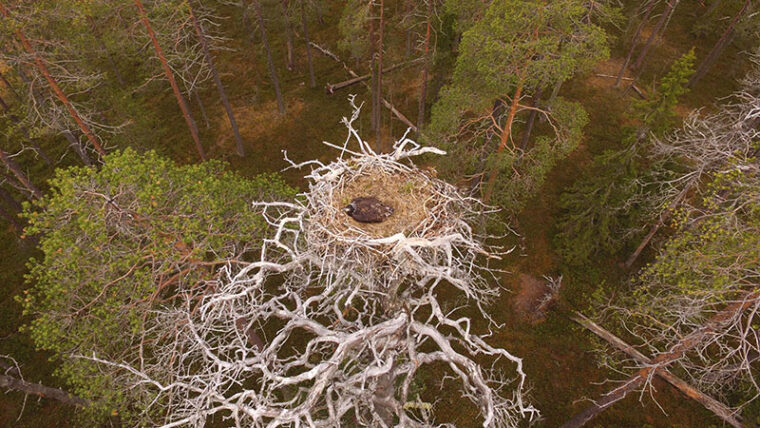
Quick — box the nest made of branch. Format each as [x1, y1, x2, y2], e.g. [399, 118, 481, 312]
[307, 158, 450, 241]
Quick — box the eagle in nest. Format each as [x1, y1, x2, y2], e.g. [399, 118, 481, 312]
[344, 197, 394, 223]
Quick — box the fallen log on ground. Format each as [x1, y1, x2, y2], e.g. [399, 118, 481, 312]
[310, 41, 418, 132]
[570, 312, 743, 428]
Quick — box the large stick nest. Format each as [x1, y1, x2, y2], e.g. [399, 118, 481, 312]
[284, 105, 498, 298]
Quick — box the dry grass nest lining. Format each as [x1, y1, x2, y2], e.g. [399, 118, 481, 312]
[312, 165, 442, 239]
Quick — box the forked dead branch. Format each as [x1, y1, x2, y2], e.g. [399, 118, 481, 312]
[79, 103, 539, 427]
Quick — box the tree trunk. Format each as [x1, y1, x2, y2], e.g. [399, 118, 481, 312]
[571, 312, 744, 428]
[0, 374, 88, 407]
[193, 90, 210, 129]
[631, 0, 678, 72]
[281, 0, 295, 71]
[483, 79, 524, 202]
[63, 130, 93, 166]
[615, 0, 657, 87]
[309, 41, 417, 132]
[519, 86, 544, 151]
[0, 95, 54, 167]
[252, 0, 286, 115]
[687, 0, 750, 88]
[133, 0, 206, 161]
[563, 290, 760, 428]
[375, 0, 385, 152]
[326, 62, 409, 94]
[368, 0, 377, 132]
[0, 147, 42, 199]
[0, 4, 106, 157]
[189, 3, 245, 156]
[300, 0, 316, 88]
[417, 0, 432, 131]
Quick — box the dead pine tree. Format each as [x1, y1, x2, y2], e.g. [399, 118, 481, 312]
[189, 2, 245, 157]
[626, 0, 680, 93]
[614, 0, 657, 87]
[687, 0, 752, 88]
[0, 3, 106, 158]
[133, 0, 206, 161]
[252, 0, 286, 115]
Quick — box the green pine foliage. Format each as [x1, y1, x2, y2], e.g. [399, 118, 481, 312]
[430, 0, 607, 214]
[554, 51, 696, 267]
[635, 48, 697, 134]
[19, 148, 295, 422]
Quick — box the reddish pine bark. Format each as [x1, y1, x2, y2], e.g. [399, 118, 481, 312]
[0, 3, 106, 156]
[133, 0, 206, 161]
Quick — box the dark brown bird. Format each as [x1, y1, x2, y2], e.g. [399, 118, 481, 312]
[344, 197, 394, 223]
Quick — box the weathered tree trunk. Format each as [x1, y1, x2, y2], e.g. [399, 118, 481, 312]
[615, 0, 657, 87]
[687, 0, 750, 88]
[300, 0, 316, 88]
[252, 0, 286, 115]
[133, 0, 206, 160]
[0, 94, 54, 166]
[0, 373, 88, 407]
[326, 62, 409, 94]
[309, 41, 418, 131]
[571, 312, 744, 428]
[417, 0, 433, 131]
[281, 0, 295, 71]
[563, 290, 760, 428]
[631, 0, 678, 72]
[0, 4, 106, 157]
[624, 181, 693, 268]
[63, 130, 93, 166]
[0, 147, 42, 199]
[375, 0, 385, 151]
[189, 3, 245, 156]
[519, 86, 544, 151]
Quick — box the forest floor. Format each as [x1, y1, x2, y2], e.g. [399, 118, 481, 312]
[0, 1, 752, 426]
